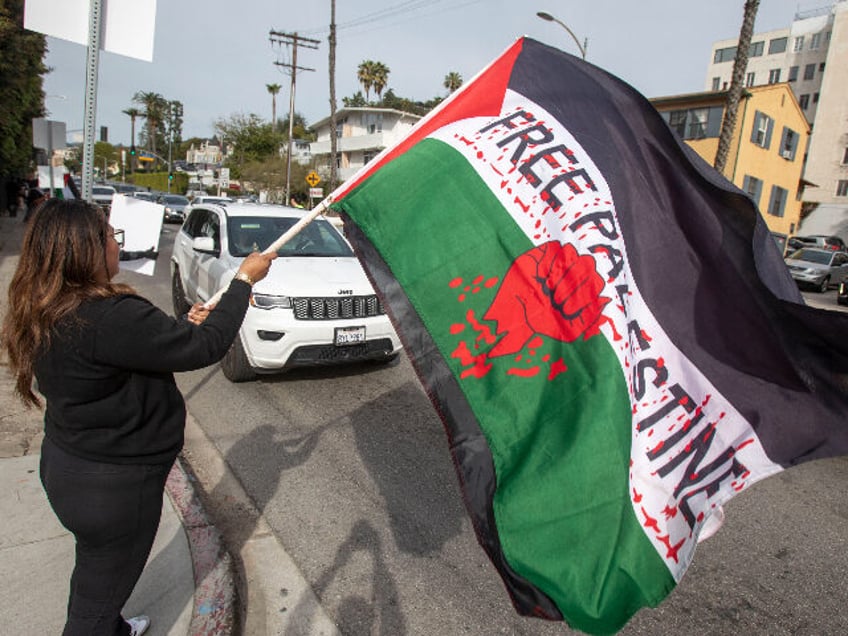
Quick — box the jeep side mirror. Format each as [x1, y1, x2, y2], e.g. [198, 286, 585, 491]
[192, 236, 219, 256]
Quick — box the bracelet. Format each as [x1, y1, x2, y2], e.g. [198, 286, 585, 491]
[234, 271, 254, 286]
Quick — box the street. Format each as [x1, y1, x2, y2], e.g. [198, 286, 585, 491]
[124, 226, 848, 635]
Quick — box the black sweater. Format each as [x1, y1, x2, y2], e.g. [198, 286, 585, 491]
[34, 280, 251, 465]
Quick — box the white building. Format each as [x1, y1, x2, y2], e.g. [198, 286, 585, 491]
[309, 107, 422, 182]
[186, 140, 223, 166]
[705, 1, 848, 206]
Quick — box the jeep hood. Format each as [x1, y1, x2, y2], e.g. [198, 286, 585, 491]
[251, 256, 377, 297]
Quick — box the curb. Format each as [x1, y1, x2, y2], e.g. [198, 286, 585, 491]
[165, 456, 238, 635]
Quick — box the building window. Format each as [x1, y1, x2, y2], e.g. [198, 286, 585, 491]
[746, 72, 756, 87]
[837, 180, 848, 197]
[793, 35, 805, 52]
[819, 62, 826, 72]
[842, 147, 848, 165]
[750, 110, 774, 148]
[363, 113, 383, 134]
[813, 92, 819, 103]
[768, 37, 788, 54]
[742, 175, 763, 206]
[799, 94, 810, 110]
[712, 76, 721, 91]
[714, 46, 736, 63]
[803, 63, 816, 80]
[363, 150, 378, 164]
[768, 68, 781, 84]
[779, 127, 799, 160]
[826, 31, 832, 43]
[662, 106, 724, 140]
[788, 66, 798, 82]
[750, 41, 764, 57]
[768, 186, 788, 217]
[810, 32, 822, 49]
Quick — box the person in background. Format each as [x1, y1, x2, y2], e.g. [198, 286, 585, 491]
[290, 196, 304, 209]
[0, 198, 275, 636]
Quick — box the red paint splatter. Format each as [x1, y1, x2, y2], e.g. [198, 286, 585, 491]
[485, 277, 499, 288]
[632, 488, 643, 503]
[449, 277, 463, 288]
[450, 323, 465, 335]
[662, 505, 678, 519]
[658, 535, 685, 563]
[508, 366, 540, 378]
[641, 507, 660, 534]
[547, 358, 567, 380]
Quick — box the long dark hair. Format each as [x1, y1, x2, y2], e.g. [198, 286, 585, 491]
[1, 199, 134, 407]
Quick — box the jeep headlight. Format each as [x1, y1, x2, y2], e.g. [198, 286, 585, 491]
[250, 293, 292, 310]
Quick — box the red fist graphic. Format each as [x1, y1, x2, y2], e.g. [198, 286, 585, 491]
[483, 241, 609, 358]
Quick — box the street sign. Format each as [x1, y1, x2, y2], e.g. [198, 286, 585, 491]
[137, 155, 154, 162]
[220, 167, 230, 189]
[306, 171, 321, 187]
[309, 187, 323, 198]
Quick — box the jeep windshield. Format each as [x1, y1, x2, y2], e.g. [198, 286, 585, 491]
[227, 216, 354, 258]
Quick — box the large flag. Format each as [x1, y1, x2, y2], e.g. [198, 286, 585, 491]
[329, 38, 848, 634]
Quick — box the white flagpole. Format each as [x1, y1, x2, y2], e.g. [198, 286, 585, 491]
[203, 196, 335, 308]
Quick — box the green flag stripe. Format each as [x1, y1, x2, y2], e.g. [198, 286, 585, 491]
[336, 138, 674, 632]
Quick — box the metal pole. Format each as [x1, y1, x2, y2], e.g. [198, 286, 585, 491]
[536, 11, 587, 60]
[285, 34, 298, 205]
[81, 0, 103, 201]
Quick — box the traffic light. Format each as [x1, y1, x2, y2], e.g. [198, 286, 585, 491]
[129, 145, 136, 156]
[168, 173, 174, 182]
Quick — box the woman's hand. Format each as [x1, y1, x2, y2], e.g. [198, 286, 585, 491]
[238, 251, 277, 284]
[187, 302, 214, 325]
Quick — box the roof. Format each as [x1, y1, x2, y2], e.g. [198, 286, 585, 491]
[310, 107, 422, 132]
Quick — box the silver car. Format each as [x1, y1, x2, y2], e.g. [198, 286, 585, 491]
[784, 247, 848, 293]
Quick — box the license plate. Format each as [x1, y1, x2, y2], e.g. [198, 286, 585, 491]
[335, 326, 365, 346]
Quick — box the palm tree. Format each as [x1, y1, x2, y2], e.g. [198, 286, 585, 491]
[132, 91, 166, 156]
[357, 60, 376, 103]
[372, 62, 390, 102]
[266, 83, 281, 130]
[443, 71, 463, 94]
[122, 107, 142, 173]
[714, 0, 760, 175]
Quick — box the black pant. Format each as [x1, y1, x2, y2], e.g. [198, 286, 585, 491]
[40, 436, 172, 636]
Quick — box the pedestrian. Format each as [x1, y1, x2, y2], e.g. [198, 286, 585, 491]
[290, 196, 304, 209]
[0, 198, 275, 636]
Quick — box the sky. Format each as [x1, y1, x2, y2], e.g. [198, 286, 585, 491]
[38, 0, 824, 147]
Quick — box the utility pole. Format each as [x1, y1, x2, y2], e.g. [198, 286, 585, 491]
[329, 0, 339, 192]
[269, 30, 320, 204]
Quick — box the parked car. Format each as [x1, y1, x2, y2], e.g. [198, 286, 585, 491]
[170, 202, 402, 381]
[157, 194, 189, 223]
[784, 247, 848, 292]
[91, 185, 116, 210]
[131, 191, 158, 202]
[191, 195, 233, 206]
[790, 234, 847, 252]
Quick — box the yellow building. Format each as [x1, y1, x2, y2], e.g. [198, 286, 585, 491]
[651, 84, 810, 236]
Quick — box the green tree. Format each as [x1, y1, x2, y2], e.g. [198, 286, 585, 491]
[266, 83, 281, 130]
[372, 61, 390, 101]
[279, 112, 315, 141]
[122, 107, 142, 173]
[443, 71, 463, 94]
[93, 141, 117, 178]
[132, 91, 167, 157]
[214, 113, 283, 179]
[342, 91, 367, 108]
[0, 0, 46, 182]
[357, 60, 376, 103]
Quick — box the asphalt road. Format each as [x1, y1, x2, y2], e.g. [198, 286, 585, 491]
[124, 226, 848, 635]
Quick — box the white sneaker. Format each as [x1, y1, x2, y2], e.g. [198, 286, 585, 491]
[126, 615, 150, 636]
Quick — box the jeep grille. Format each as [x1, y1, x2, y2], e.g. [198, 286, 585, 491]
[292, 295, 384, 320]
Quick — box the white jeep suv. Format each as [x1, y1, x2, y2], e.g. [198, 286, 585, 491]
[171, 201, 402, 381]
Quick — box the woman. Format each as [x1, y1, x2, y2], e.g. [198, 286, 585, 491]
[1, 199, 275, 635]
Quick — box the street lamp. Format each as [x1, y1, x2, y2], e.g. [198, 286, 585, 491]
[536, 11, 588, 60]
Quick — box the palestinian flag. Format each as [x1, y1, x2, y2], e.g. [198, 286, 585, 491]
[329, 37, 848, 634]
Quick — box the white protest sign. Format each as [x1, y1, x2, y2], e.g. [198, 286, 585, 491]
[108, 194, 164, 276]
[24, 0, 157, 62]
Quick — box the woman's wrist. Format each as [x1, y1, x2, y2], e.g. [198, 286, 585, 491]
[234, 271, 254, 286]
